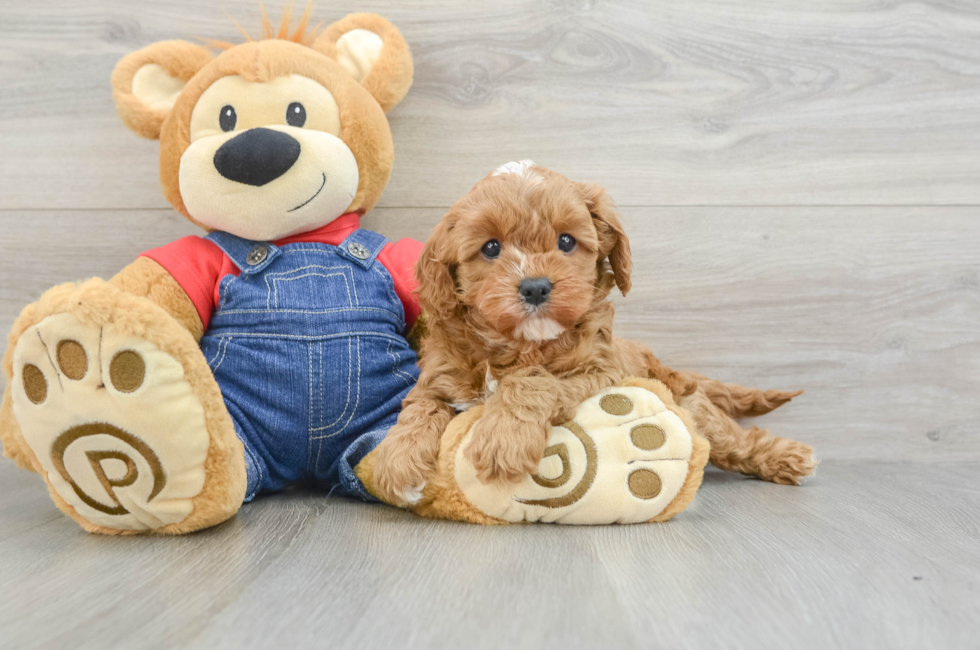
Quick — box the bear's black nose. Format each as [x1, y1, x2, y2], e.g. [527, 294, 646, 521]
[519, 277, 553, 306]
[213, 128, 301, 186]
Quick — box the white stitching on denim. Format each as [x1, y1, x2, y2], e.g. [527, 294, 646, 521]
[217, 275, 235, 311]
[307, 343, 315, 473]
[204, 332, 406, 343]
[311, 336, 353, 432]
[274, 272, 350, 309]
[386, 340, 416, 387]
[372, 265, 402, 323]
[312, 336, 360, 440]
[313, 343, 323, 471]
[264, 266, 353, 309]
[277, 247, 340, 254]
[210, 337, 231, 372]
[241, 427, 264, 496]
[270, 245, 371, 301]
[210, 307, 398, 317]
[319, 341, 324, 433]
[206, 337, 224, 366]
[261, 263, 352, 308]
[351, 263, 362, 305]
[208, 306, 403, 326]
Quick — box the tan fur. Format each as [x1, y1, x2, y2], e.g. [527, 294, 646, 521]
[1, 280, 247, 535]
[373, 165, 815, 502]
[112, 41, 213, 139]
[110, 257, 204, 340]
[678, 375, 816, 485]
[0, 384, 37, 473]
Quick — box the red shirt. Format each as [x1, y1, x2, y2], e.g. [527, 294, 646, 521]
[141, 213, 423, 332]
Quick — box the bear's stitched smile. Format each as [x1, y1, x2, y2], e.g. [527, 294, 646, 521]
[288, 172, 327, 213]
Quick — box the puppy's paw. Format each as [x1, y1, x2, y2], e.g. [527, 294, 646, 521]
[464, 412, 548, 485]
[759, 438, 817, 485]
[372, 432, 435, 507]
[398, 481, 427, 505]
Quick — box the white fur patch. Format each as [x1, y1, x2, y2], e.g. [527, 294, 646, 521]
[503, 247, 529, 277]
[493, 160, 540, 180]
[484, 368, 499, 395]
[398, 481, 427, 505]
[516, 317, 565, 342]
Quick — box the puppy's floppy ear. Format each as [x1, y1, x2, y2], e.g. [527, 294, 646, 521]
[416, 215, 460, 321]
[580, 183, 632, 295]
[315, 14, 414, 113]
[111, 41, 213, 139]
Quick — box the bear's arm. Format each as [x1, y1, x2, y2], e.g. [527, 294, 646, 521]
[110, 257, 204, 341]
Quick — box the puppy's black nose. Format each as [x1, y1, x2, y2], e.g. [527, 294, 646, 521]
[519, 277, 553, 306]
[213, 128, 301, 186]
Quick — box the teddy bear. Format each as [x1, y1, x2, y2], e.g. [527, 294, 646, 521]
[0, 9, 713, 534]
[0, 11, 425, 534]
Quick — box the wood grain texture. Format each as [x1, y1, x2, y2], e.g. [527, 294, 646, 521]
[3, 1, 980, 208]
[2, 207, 977, 461]
[0, 460, 977, 650]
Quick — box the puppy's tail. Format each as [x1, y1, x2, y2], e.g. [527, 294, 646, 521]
[684, 372, 802, 419]
[629, 342, 698, 397]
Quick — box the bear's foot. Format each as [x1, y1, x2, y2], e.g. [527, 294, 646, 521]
[4, 280, 246, 534]
[379, 377, 710, 525]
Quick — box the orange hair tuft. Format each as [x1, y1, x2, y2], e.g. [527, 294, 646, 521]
[204, 2, 322, 51]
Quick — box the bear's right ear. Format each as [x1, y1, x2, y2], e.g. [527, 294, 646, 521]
[111, 41, 213, 139]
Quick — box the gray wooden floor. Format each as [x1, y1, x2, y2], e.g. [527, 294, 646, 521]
[1, 1, 979, 649]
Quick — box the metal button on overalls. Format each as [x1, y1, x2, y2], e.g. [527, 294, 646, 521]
[246, 245, 269, 266]
[347, 242, 370, 260]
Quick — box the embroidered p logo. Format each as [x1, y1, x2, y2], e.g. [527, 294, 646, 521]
[50, 423, 166, 516]
[517, 421, 598, 509]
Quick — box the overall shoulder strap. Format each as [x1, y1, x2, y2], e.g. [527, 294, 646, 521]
[205, 231, 281, 276]
[337, 229, 389, 269]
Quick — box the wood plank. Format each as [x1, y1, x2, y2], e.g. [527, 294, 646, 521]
[3, 1, 980, 209]
[1, 206, 977, 462]
[0, 460, 976, 649]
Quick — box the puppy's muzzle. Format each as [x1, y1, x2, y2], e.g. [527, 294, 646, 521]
[213, 128, 301, 186]
[519, 277, 552, 306]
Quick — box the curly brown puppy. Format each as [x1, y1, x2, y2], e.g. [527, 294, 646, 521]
[374, 161, 815, 505]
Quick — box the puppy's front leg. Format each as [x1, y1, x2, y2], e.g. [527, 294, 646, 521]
[463, 369, 602, 483]
[465, 369, 622, 484]
[374, 389, 456, 506]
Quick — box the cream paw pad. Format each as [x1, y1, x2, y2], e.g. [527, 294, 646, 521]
[10, 312, 213, 532]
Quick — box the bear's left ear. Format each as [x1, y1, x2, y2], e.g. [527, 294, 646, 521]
[111, 41, 213, 139]
[315, 13, 414, 113]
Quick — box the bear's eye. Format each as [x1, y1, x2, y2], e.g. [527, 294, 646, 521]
[219, 105, 237, 132]
[481, 239, 501, 259]
[287, 102, 307, 127]
[558, 233, 577, 253]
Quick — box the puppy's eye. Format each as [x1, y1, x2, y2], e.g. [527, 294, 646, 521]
[558, 233, 577, 253]
[219, 105, 237, 132]
[286, 102, 306, 127]
[481, 239, 501, 259]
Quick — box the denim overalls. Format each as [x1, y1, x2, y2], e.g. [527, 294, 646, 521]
[199, 229, 419, 502]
